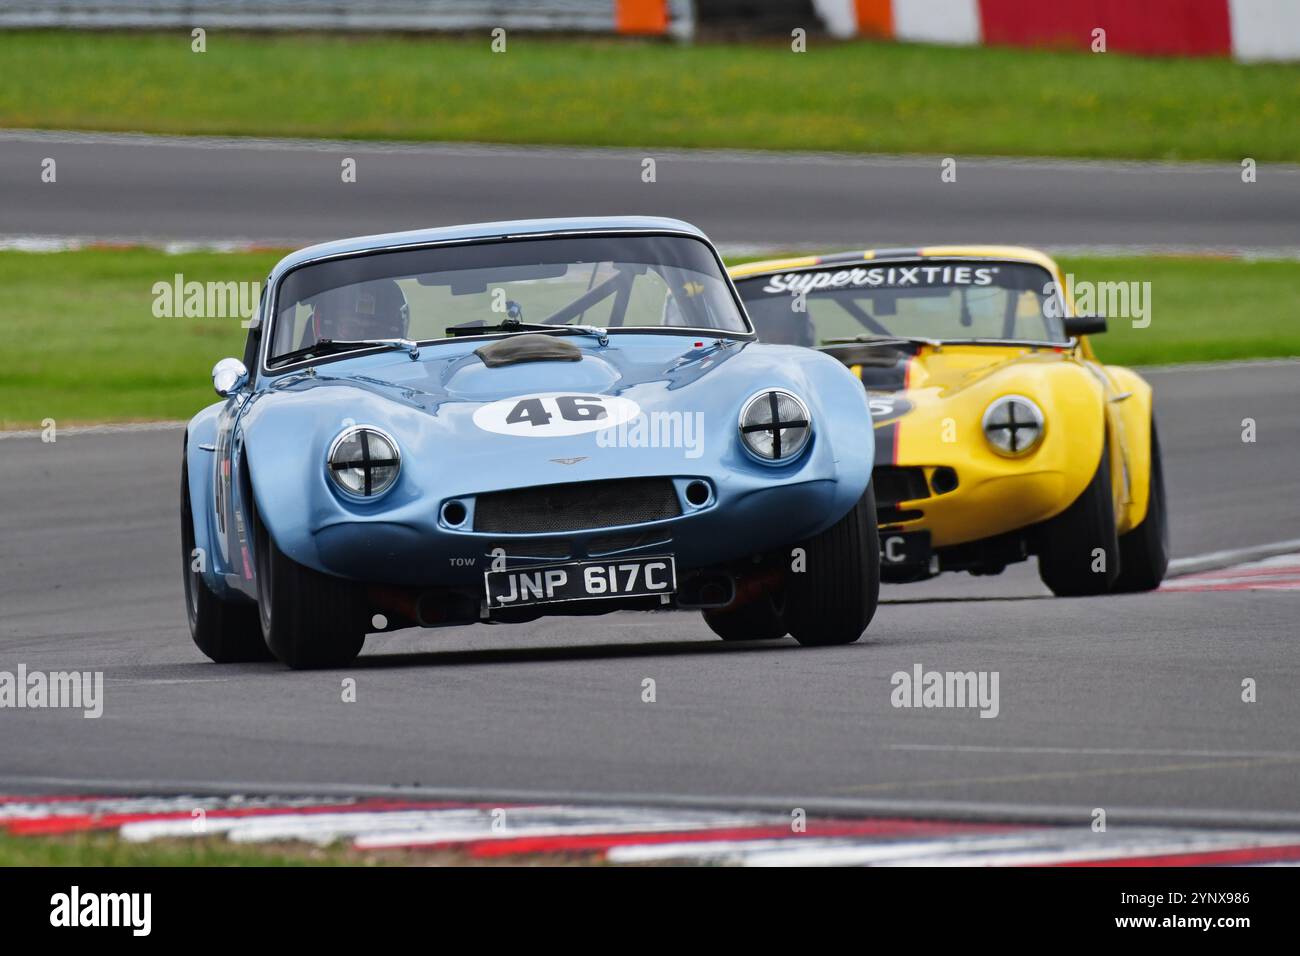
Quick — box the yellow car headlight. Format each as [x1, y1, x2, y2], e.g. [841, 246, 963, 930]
[982, 395, 1044, 456]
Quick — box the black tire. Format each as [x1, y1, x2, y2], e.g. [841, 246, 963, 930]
[703, 590, 787, 641]
[254, 505, 365, 670]
[1037, 442, 1120, 596]
[783, 486, 880, 647]
[1111, 421, 1169, 593]
[180, 453, 270, 663]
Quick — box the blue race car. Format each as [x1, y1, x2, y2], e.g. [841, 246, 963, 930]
[182, 217, 879, 668]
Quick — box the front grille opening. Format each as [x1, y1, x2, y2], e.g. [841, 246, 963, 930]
[930, 466, 959, 495]
[474, 478, 682, 534]
[873, 466, 930, 504]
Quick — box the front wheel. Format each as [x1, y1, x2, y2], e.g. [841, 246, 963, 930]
[1037, 443, 1120, 596]
[783, 486, 880, 647]
[255, 512, 365, 670]
[1111, 421, 1169, 593]
[181, 454, 270, 663]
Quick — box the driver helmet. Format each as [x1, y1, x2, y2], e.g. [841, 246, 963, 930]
[310, 279, 409, 342]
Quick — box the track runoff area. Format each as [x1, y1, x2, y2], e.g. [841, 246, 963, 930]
[0, 793, 1284, 937]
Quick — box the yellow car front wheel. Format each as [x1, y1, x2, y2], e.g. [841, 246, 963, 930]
[1037, 445, 1121, 596]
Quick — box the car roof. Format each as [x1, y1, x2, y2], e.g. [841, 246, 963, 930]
[267, 216, 708, 280]
[729, 244, 1063, 281]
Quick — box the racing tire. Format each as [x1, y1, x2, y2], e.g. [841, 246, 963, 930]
[1037, 443, 1120, 597]
[1111, 421, 1169, 593]
[181, 454, 271, 663]
[783, 486, 880, 647]
[703, 590, 787, 641]
[254, 508, 365, 670]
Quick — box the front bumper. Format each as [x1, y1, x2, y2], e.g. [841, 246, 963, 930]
[876, 463, 1070, 550]
[311, 473, 847, 588]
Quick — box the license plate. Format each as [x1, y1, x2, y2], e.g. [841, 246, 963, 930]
[880, 530, 931, 565]
[485, 556, 677, 609]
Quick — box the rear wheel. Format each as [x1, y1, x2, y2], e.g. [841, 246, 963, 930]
[703, 590, 787, 641]
[180, 454, 269, 663]
[783, 486, 880, 646]
[1111, 421, 1169, 593]
[1037, 443, 1120, 596]
[254, 507, 365, 669]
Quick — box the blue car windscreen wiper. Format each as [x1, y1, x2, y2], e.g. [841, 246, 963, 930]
[271, 337, 420, 366]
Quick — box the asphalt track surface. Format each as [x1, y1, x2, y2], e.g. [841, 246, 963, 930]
[1, 361, 1298, 824]
[3, 130, 1300, 252]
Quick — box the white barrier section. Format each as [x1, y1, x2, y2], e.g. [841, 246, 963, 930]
[812, 0, 858, 39]
[1229, 0, 1300, 61]
[892, 0, 982, 46]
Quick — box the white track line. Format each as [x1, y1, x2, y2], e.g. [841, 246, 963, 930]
[119, 805, 771, 846]
[0, 233, 792, 259]
[6, 775, 1300, 830]
[606, 828, 1300, 866]
[0, 234, 290, 254]
[1139, 356, 1300, 372]
[0, 421, 185, 440]
[0, 794, 348, 820]
[885, 743, 1300, 760]
[7, 232, 1300, 262]
[1168, 540, 1300, 576]
[8, 127, 1300, 176]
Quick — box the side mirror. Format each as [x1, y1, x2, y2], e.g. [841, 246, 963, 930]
[212, 357, 248, 397]
[1064, 314, 1107, 337]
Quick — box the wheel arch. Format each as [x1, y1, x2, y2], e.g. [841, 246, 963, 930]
[183, 405, 240, 600]
[1019, 361, 1111, 525]
[1103, 365, 1156, 533]
[238, 411, 333, 576]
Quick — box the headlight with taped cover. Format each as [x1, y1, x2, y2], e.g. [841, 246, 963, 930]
[982, 395, 1044, 456]
[739, 389, 812, 464]
[327, 426, 401, 498]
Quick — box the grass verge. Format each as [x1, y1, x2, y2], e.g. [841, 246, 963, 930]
[0, 830, 348, 866]
[0, 248, 273, 429]
[1056, 255, 1300, 367]
[0, 249, 1295, 429]
[2, 31, 1300, 161]
[0, 829, 592, 866]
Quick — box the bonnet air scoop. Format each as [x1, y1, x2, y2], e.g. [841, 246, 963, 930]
[475, 334, 583, 368]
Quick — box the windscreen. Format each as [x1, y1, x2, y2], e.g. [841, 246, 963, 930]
[735, 260, 1068, 347]
[269, 234, 748, 365]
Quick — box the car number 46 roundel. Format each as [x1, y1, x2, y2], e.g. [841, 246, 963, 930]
[472, 392, 641, 437]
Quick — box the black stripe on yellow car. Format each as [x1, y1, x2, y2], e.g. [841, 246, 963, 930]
[846, 353, 916, 466]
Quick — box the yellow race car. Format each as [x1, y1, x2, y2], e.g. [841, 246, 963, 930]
[729, 246, 1167, 596]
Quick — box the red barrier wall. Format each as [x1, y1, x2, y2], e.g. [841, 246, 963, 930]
[978, 0, 1232, 57]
